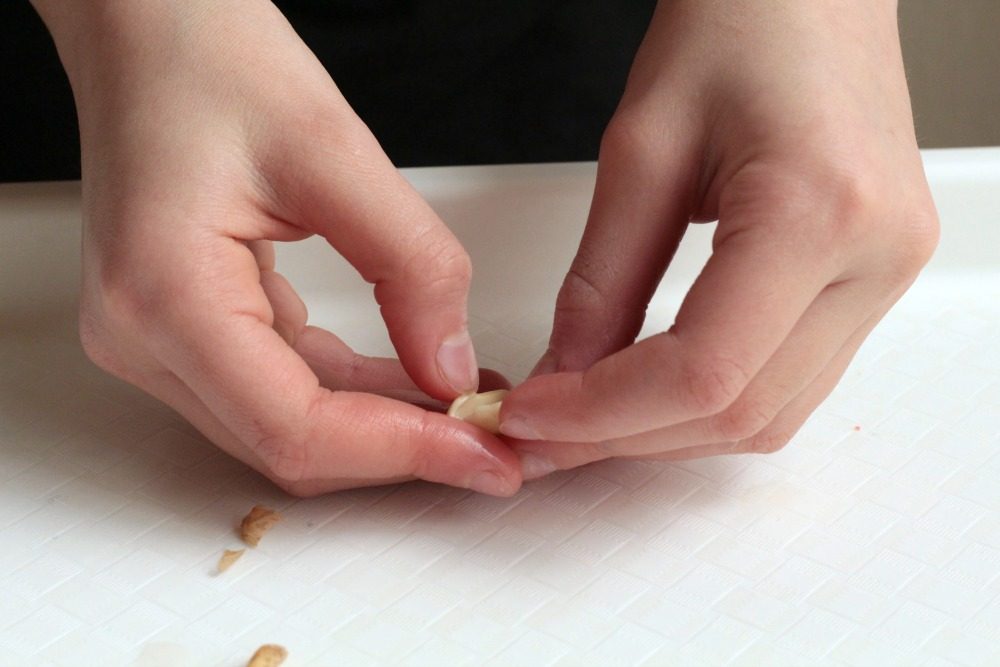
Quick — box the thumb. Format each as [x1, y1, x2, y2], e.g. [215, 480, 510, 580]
[266, 112, 478, 400]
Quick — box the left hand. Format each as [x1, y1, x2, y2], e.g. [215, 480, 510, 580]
[40, 0, 522, 497]
[499, 0, 939, 478]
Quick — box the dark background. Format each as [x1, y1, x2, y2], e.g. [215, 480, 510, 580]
[0, 1, 655, 182]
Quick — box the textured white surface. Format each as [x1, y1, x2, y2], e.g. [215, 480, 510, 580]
[1, 149, 999, 666]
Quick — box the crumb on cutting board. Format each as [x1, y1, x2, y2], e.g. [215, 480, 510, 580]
[240, 505, 282, 547]
[247, 644, 287, 667]
[217, 548, 245, 573]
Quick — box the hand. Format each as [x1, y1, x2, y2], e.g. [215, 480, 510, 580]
[35, 0, 521, 496]
[500, 0, 939, 477]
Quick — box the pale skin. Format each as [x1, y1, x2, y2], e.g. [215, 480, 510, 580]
[33, 0, 938, 494]
[32, 0, 519, 497]
[501, 0, 940, 476]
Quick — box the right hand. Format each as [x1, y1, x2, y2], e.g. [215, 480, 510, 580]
[38, 0, 521, 496]
[499, 0, 937, 478]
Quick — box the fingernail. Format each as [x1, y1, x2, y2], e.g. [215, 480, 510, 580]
[499, 417, 542, 440]
[520, 453, 557, 480]
[467, 470, 514, 496]
[437, 331, 479, 394]
[529, 349, 559, 377]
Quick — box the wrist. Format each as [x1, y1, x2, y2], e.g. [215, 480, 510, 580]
[30, 2, 234, 94]
[31, 2, 165, 99]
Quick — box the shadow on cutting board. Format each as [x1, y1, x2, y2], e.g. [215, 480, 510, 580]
[0, 298, 732, 567]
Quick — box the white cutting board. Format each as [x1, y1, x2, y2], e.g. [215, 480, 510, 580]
[1, 149, 999, 666]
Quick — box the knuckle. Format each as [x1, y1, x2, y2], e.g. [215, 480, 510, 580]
[815, 172, 940, 284]
[287, 99, 377, 168]
[78, 294, 141, 383]
[809, 167, 940, 265]
[888, 206, 941, 279]
[78, 311, 120, 375]
[682, 356, 752, 416]
[398, 233, 472, 299]
[599, 111, 657, 167]
[95, 269, 145, 323]
[433, 243, 473, 286]
[404, 411, 523, 486]
[826, 168, 882, 225]
[555, 267, 610, 317]
[404, 412, 439, 480]
[736, 162, 883, 255]
[803, 168, 883, 252]
[93, 261, 169, 335]
[713, 399, 775, 442]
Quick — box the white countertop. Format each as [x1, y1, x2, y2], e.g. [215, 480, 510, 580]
[1, 148, 999, 666]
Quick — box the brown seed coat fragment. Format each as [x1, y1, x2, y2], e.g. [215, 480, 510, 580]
[217, 548, 245, 573]
[247, 644, 287, 667]
[240, 506, 281, 547]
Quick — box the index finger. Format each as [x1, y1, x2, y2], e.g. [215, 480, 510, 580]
[150, 242, 520, 495]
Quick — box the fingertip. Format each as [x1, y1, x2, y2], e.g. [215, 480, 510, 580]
[499, 367, 600, 443]
[416, 411, 522, 496]
[467, 470, 520, 496]
[461, 429, 523, 496]
[497, 372, 562, 440]
[518, 452, 558, 481]
[498, 416, 542, 441]
[435, 330, 479, 395]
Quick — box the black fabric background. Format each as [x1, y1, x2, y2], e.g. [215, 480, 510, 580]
[0, 1, 654, 182]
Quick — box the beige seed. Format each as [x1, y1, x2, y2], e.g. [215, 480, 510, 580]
[447, 389, 508, 434]
[246, 644, 287, 667]
[240, 506, 281, 547]
[217, 548, 245, 573]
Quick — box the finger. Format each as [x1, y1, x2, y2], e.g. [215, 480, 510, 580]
[255, 262, 433, 402]
[634, 336, 869, 462]
[513, 276, 883, 476]
[258, 269, 307, 346]
[246, 239, 275, 271]
[264, 114, 479, 400]
[590, 294, 895, 466]
[149, 240, 520, 496]
[254, 239, 508, 405]
[643, 283, 908, 462]
[293, 325, 510, 411]
[502, 206, 841, 443]
[132, 366, 284, 479]
[129, 365, 499, 496]
[534, 113, 701, 376]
